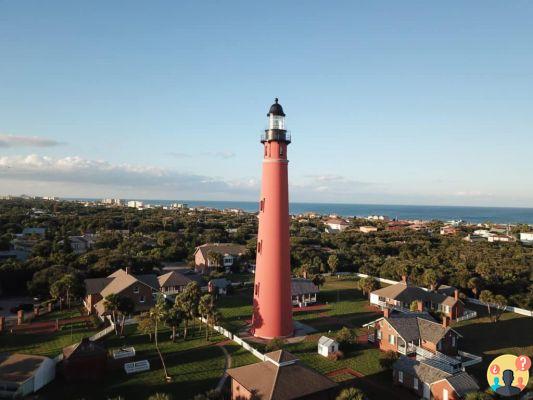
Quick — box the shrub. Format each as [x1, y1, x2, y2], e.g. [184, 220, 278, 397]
[335, 327, 355, 350]
[379, 350, 399, 369]
[327, 350, 344, 361]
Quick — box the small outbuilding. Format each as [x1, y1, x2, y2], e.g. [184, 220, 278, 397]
[318, 336, 339, 357]
[61, 337, 108, 382]
[0, 353, 55, 398]
[208, 278, 231, 296]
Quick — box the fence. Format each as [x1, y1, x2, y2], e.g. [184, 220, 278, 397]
[198, 317, 267, 362]
[353, 273, 533, 317]
[89, 323, 115, 341]
[458, 350, 483, 367]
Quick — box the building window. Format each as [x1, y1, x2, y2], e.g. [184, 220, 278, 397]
[443, 388, 449, 400]
[452, 336, 456, 347]
[377, 329, 382, 340]
[414, 378, 418, 390]
[257, 241, 262, 254]
[260, 198, 265, 212]
[264, 145, 267, 157]
[389, 334, 395, 345]
[133, 286, 139, 294]
[398, 371, 403, 383]
[140, 295, 145, 303]
[254, 283, 259, 296]
[279, 146, 284, 156]
[437, 341, 442, 351]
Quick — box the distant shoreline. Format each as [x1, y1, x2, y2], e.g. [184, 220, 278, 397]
[64, 198, 533, 225]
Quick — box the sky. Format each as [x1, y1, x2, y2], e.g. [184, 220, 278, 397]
[1, 1, 532, 207]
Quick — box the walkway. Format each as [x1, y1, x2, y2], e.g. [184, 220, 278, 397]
[215, 343, 233, 392]
[10, 315, 92, 334]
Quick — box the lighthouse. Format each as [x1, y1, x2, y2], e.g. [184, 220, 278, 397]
[251, 98, 293, 339]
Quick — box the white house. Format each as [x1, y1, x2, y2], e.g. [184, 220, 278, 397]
[520, 232, 533, 243]
[324, 218, 349, 233]
[0, 354, 56, 398]
[318, 336, 339, 357]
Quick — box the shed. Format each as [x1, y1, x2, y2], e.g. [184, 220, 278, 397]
[208, 278, 231, 295]
[0, 353, 55, 398]
[318, 336, 339, 357]
[61, 337, 108, 382]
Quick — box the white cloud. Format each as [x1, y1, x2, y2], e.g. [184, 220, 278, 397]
[167, 151, 235, 159]
[0, 134, 64, 148]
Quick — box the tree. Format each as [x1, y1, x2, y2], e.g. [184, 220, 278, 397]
[207, 251, 223, 270]
[479, 290, 494, 319]
[148, 393, 173, 400]
[422, 268, 442, 289]
[165, 301, 184, 342]
[492, 294, 507, 322]
[358, 277, 378, 298]
[103, 293, 121, 335]
[137, 312, 154, 341]
[336, 387, 365, 400]
[464, 392, 493, 400]
[409, 300, 419, 312]
[150, 295, 170, 382]
[176, 282, 201, 339]
[379, 350, 399, 369]
[199, 294, 216, 340]
[335, 327, 355, 350]
[327, 254, 340, 274]
[117, 296, 135, 335]
[312, 274, 325, 288]
[467, 277, 483, 298]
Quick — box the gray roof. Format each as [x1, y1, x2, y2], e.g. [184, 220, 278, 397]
[158, 271, 192, 288]
[393, 356, 450, 384]
[85, 277, 113, 295]
[318, 336, 337, 347]
[136, 274, 159, 289]
[291, 278, 319, 296]
[446, 372, 480, 396]
[384, 314, 455, 344]
[372, 282, 461, 307]
[209, 278, 231, 288]
[195, 243, 246, 259]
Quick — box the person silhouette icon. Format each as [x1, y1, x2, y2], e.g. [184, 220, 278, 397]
[491, 376, 501, 391]
[495, 369, 521, 396]
[516, 376, 525, 391]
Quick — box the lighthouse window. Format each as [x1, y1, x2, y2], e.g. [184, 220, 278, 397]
[279, 146, 284, 156]
[255, 283, 259, 295]
[257, 240, 262, 253]
[264, 145, 267, 157]
[260, 198, 265, 212]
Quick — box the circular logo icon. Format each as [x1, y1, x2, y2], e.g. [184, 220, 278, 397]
[487, 354, 531, 397]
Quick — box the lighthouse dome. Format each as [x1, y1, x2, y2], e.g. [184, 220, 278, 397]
[268, 98, 285, 116]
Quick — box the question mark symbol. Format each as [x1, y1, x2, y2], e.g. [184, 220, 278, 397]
[515, 355, 532, 371]
[491, 364, 500, 374]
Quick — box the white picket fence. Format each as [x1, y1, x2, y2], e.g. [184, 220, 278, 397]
[89, 323, 115, 341]
[198, 317, 267, 362]
[353, 273, 533, 317]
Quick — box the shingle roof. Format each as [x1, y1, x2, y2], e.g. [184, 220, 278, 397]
[227, 351, 337, 400]
[63, 337, 107, 360]
[265, 350, 298, 364]
[85, 277, 113, 295]
[445, 372, 480, 396]
[291, 278, 319, 296]
[318, 336, 337, 347]
[393, 356, 450, 384]
[157, 271, 192, 288]
[384, 314, 454, 345]
[195, 243, 246, 260]
[371, 282, 461, 307]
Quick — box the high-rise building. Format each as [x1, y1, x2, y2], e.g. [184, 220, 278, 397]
[251, 99, 293, 339]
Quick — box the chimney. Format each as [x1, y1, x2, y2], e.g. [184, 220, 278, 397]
[454, 289, 459, 301]
[442, 316, 450, 328]
[417, 301, 424, 312]
[401, 275, 407, 284]
[383, 307, 390, 318]
[125, 267, 130, 275]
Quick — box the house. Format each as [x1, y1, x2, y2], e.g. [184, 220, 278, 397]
[363, 310, 462, 365]
[291, 278, 319, 307]
[440, 226, 457, 235]
[0, 353, 55, 398]
[359, 226, 378, 233]
[208, 278, 231, 295]
[21, 227, 46, 237]
[61, 337, 108, 382]
[393, 356, 479, 400]
[84, 269, 192, 315]
[324, 218, 349, 233]
[386, 221, 413, 231]
[62, 234, 97, 254]
[226, 350, 338, 400]
[487, 234, 515, 243]
[369, 276, 466, 320]
[520, 232, 533, 244]
[193, 243, 247, 273]
[318, 336, 339, 357]
[157, 271, 192, 295]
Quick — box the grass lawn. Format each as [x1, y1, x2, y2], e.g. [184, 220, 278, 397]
[454, 303, 533, 387]
[0, 327, 99, 358]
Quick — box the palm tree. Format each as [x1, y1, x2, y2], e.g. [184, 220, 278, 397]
[103, 293, 121, 335]
[199, 294, 219, 340]
[117, 296, 135, 336]
[358, 277, 378, 298]
[479, 290, 493, 319]
[176, 282, 201, 339]
[148, 393, 172, 400]
[165, 301, 184, 342]
[327, 254, 339, 274]
[467, 277, 483, 298]
[336, 387, 365, 400]
[150, 295, 170, 382]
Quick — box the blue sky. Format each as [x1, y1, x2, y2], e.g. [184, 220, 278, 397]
[1, 1, 532, 206]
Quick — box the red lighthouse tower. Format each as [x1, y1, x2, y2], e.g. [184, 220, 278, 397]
[251, 98, 293, 339]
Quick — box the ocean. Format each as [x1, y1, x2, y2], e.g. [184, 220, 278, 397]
[72, 198, 533, 224]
